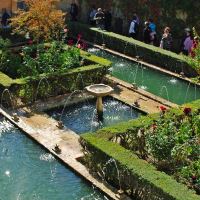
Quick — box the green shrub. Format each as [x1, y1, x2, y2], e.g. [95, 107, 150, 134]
[81, 99, 200, 200]
[18, 42, 81, 77]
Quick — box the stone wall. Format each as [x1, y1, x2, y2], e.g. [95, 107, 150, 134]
[58, 0, 200, 51]
[0, 0, 17, 14]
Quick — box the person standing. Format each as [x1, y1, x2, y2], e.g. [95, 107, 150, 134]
[149, 18, 157, 45]
[89, 6, 97, 26]
[160, 27, 173, 51]
[143, 21, 151, 44]
[129, 16, 139, 39]
[190, 36, 199, 57]
[180, 28, 193, 55]
[94, 8, 105, 30]
[70, 1, 78, 21]
[104, 9, 112, 31]
[1, 9, 10, 28]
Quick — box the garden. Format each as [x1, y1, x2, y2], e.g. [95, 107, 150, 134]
[111, 106, 200, 193]
[0, 0, 200, 200]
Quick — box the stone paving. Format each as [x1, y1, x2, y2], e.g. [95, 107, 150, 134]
[106, 75, 178, 114]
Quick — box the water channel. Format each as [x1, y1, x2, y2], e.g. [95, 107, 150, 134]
[0, 119, 108, 200]
[88, 48, 200, 105]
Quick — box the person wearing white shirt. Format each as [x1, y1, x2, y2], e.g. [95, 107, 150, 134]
[129, 16, 138, 39]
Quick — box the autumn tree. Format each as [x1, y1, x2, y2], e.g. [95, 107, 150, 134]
[11, 0, 65, 42]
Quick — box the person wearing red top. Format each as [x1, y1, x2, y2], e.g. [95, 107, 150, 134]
[190, 36, 199, 57]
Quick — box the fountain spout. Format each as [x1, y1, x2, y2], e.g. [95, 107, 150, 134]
[57, 121, 64, 129]
[179, 71, 185, 78]
[102, 43, 106, 49]
[115, 189, 125, 199]
[12, 113, 19, 122]
[85, 84, 113, 120]
[134, 99, 140, 107]
[131, 82, 138, 90]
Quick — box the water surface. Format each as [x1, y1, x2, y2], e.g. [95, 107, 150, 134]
[47, 98, 142, 134]
[0, 119, 108, 200]
[88, 48, 200, 104]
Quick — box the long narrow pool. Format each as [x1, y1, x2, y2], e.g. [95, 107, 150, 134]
[88, 48, 200, 105]
[0, 119, 108, 200]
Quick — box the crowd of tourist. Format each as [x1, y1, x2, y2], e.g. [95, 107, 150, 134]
[86, 6, 199, 57]
[1, 1, 198, 57]
[128, 13, 198, 56]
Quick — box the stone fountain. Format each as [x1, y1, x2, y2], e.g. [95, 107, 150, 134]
[85, 84, 113, 120]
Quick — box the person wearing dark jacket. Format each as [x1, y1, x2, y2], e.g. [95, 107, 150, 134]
[143, 21, 151, 44]
[1, 9, 10, 27]
[70, 1, 78, 21]
[94, 8, 105, 30]
[104, 9, 112, 31]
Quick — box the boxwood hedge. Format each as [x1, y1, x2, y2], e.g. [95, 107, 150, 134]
[80, 99, 200, 200]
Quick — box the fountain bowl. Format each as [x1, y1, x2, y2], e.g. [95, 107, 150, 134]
[85, 84, 113, 97]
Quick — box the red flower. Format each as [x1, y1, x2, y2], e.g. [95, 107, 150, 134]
[28, 40, 33, 45]
[77, 33, 82, 40]
[68, 39, 74, 46]
[160, 105, 167, 113]
[64, 28, 68, 33]
[183, 107, 192, 115]
[77, 43, 81, 49]
[152, 123, 157, 131]
[192, 175, 197, 180]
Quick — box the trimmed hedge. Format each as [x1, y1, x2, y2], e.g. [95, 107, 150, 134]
[80, 49, 111, 67]
[69, 22, 198, 77]
[0, 48, 112, 103]
[80, 99, 200, 200]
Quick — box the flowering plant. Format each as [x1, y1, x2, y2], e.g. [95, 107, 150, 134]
[183, 107, 192, 115]
[159, 105, 167, 114]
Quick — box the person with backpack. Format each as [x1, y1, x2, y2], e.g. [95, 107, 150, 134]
[160, 27, 173, 51]
[149, 18, 157, 45]
[94, 8, 105, 30]
[129, 16, 139, 39]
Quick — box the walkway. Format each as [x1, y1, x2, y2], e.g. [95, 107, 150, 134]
[105, 75, 178, 114]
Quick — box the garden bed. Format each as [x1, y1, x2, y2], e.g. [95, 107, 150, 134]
[80, 99, 200, 200]
[0, 39, 111, 104]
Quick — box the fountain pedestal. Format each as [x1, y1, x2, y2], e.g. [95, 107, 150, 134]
[96, 96, 103, 118]
[85, 84, 113, 120]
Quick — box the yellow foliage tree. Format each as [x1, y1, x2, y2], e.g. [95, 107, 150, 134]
[11, 0, 65, 42]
